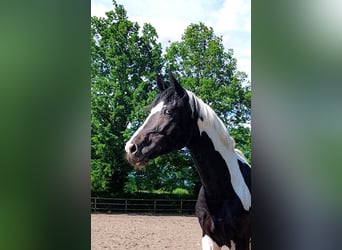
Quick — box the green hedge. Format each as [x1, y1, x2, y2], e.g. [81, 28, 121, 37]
[91, 190, 196, 200]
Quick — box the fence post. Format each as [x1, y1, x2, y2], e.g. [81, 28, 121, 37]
[154, 200, 157, 213]
[180, 200, 183, 214]
[125, 199, 128, 213]
[94, 197, 97, 212]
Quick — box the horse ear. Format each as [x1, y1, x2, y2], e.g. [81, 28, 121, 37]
[169, 72, 185, 97]
[156, 75, 166, 92]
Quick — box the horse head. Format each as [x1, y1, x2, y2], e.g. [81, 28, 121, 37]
[125, 73, 194, 168]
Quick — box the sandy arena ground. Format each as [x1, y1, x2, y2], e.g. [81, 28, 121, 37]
[91, 213, 230, 249]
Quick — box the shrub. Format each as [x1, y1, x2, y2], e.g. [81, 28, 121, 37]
[172, 188, 189, 196]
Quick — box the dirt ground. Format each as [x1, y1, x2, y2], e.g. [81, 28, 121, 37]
[91, 213, 230, 249]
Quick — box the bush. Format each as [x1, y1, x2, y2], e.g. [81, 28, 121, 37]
[124, 181, 138, 194]
[172, 188, 189, 196]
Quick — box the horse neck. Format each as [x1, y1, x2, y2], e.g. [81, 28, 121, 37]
[187, 116, 239, 200]
[185, 92, 251, 209]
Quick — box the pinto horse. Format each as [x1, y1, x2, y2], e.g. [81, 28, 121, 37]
[125, 73, 251, 250]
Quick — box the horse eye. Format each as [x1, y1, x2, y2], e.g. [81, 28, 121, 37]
[164, 109, 172, 116]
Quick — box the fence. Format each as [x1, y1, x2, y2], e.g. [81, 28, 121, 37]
[91, 197, 197, 214]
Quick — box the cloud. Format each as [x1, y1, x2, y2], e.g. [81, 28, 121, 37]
[91, 0, 112, 17]
[91, 0, 250, 80]
[209, 0, 250, 32]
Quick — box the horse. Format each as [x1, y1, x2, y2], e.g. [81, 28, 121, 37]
[125, 73, 251, 250]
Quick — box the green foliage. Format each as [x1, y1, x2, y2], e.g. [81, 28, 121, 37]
[123, 150, 198, 195]
[91, 0, 162, 194]
[172, 188, 190, 196]
[109, 190, 195, 200]
[123, 177, 138, 194]
[91, 2, 251, 197]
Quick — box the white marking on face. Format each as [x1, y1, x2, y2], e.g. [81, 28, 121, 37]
[187, 90, 251, 211]
[125, 101, 165, 153]
[202, 235, 220, 250]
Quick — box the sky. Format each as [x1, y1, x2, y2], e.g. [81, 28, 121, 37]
[91, 0, 251, 82]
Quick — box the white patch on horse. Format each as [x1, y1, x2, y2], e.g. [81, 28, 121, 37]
[125, 101, 165, 153]
[202, 235, 220, 250]
[186, 90, 251, 211]
[230, 240, 236, 250]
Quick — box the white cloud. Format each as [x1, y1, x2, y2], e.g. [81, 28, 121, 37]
[91, 0, 111, 17]
[210, 0, 250, 32]
[91, 0, 250, 81]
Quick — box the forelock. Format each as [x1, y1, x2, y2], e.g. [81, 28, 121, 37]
[150, 87, 178, 109]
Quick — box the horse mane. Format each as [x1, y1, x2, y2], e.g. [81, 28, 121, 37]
[186, 90, 236, 151]
[235, 148, 248, 162]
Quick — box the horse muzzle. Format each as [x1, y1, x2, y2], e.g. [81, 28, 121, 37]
[125, 142, 150, 169]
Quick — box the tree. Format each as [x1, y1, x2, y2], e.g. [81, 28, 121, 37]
[91, 0, 162, 194]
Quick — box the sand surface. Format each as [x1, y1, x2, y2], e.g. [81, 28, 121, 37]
[91, 213, 230, 249]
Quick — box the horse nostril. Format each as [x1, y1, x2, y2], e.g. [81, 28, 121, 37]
[128, 143, 137, 154]
[131, 144, 137, 153]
